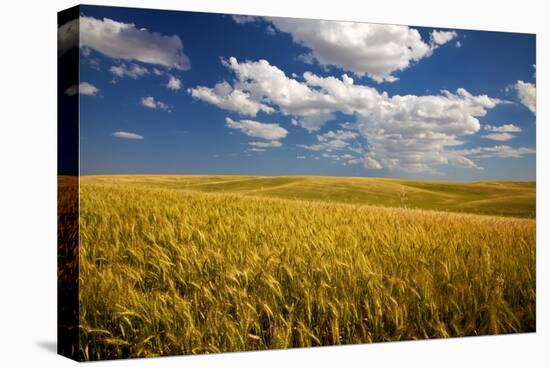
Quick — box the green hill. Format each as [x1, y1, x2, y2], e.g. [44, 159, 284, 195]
[81, 175, 535, 218]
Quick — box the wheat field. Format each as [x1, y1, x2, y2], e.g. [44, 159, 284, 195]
[72, 175, 535, 360]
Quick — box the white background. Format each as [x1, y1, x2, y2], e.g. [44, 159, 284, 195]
[0, 0, 547, 365]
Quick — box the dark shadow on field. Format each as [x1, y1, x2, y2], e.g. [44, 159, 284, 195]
[36, 340, 57, 354]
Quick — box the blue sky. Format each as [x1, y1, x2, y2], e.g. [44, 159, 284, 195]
[66, 5, 536, 180]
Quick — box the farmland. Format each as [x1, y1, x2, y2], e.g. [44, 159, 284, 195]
[82, 175, 535, 218]
[74, 175, 536, 360]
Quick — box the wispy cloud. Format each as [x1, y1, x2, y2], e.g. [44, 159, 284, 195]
[232, 15, 258, 24]
[482, 124, 523, 141]
[482, 132, 516, 141]
[249, 140, 282, 148]
[225, 117, 287, 140]
[112, 131, 144, 140]
[456, 145, 535, 159]
[484, 124, 522, 133]
[110, 63, 149, 79]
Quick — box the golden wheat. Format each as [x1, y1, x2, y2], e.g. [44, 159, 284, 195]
[75, 181, 535, 360]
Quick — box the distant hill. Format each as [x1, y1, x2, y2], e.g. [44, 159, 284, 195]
[81, 175, 535, 218]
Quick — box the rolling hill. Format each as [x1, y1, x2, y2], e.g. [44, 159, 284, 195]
[81, 175, 536, 218]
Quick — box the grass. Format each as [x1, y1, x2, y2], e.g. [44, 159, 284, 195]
[70, 175, 535, 360]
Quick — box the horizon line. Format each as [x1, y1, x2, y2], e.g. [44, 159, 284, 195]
[73, 173, 536, 184]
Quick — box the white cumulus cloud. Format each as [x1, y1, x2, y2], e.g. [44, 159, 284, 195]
[364, 156, 383, 169]
[192, 57, 521, 173]
[299, 129, 360, 152]
[65, 82, 99, 96]
[430, 30, 458, 46]
[58, 19, 78, 55]
[166, 75, 182, 90]
[141, 96, 169, 110]
[514, 80, 536, 114]
[80, 16, 190, 70]
[188, 81, 274, 116]
[264, 18, 455, 83]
